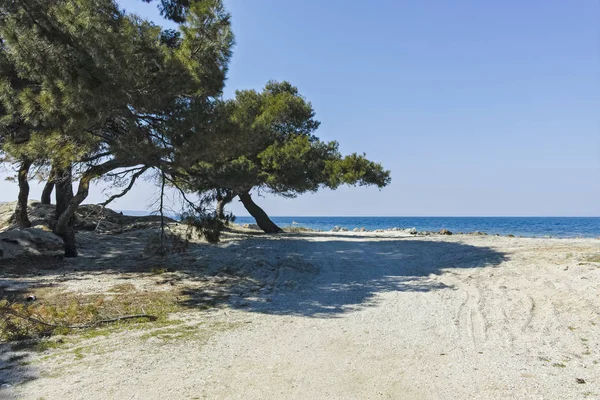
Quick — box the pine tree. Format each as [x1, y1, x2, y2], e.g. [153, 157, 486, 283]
[175, 81, 391, 232]
[0, 0, 234, 255]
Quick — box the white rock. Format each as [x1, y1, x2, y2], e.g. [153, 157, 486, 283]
[242, 224, 260, 230]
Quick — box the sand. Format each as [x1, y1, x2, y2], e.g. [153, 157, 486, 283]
[1, 229, 599, 399]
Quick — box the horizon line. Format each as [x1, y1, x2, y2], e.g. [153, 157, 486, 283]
[114, 209, 600, 218]
[116, 210, 600, 218]
[230, 215, 600, 218]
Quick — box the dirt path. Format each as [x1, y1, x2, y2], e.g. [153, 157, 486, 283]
[2, 233, 599, 399]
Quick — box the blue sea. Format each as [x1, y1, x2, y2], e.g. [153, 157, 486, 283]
[120, 210, 600, 238]
[232, 216, 600, 238]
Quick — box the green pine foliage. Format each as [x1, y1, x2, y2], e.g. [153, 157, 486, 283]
[0, 0, 391, 249]
[177, 80, 391, 199]
[0, 0, 235, 254]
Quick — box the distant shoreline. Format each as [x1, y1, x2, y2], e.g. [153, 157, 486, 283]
[115, 210, 600, 239]
[226, 216, 600, 239]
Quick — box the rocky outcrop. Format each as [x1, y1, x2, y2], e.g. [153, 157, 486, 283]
[0, 201, 175, 234]
[384, 227, 417, 234]
[0, 228, 64, 260]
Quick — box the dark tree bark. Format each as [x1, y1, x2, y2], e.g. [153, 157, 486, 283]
[41, 167, 55, 204]
[53, 159, 129, 257]
[237, 191, 283, 233]
[14, 158, 33, 228]
[41, 180, 54, 204]
[215, 189, 234, 220]
[53, 165, 76, 257]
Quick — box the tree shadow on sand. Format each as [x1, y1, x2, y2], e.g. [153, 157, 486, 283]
[0, 232, 507, 393]
[1, 232, 509, 319]
[176, 235, 509, 318]
[0, 346, 37, 398]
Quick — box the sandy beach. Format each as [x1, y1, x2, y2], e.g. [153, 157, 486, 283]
[1, 228, 599, 399]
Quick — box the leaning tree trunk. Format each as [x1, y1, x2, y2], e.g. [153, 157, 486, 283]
[53, 165, 76, 257]
[41, 167, 55, 204]
[215, 190, 234, 220]
[53, 158, 128, 258]
[14, 159, 33, 228]
[237, 191, 283, 233]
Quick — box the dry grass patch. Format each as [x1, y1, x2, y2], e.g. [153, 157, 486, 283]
[583, 254, 600, 263]
[1, 285, 192, 341]
[283, 226, 319, 233]
[108, 283, 137, 293]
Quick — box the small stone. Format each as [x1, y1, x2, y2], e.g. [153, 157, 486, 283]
[242, 223, 260, 230]
[470, 231, 487, 236]
[439, 229, 452, 235]
[576, 378, 586, 384]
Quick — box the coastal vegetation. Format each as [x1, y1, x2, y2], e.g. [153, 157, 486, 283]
[0, 0, 390, 256]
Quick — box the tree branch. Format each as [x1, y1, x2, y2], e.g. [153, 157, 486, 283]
[163, 174, 203, 214]
[98, 166, 149, 207]
[81, 151, 112, 163]
[55, 158, 133, 234]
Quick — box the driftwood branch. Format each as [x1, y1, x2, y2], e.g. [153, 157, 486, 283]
[2, 307, 156, 330]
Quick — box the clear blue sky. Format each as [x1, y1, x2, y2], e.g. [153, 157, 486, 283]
[2, 0, 599, 216]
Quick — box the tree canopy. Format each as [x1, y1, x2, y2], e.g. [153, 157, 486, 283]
[0, 0, 391, 254]
[0, 0, 234, 255]
[174, 81, 391, 232]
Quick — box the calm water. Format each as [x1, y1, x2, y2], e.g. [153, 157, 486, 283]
[232, 216, 600, 238]
[120, 210, 600, 238]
